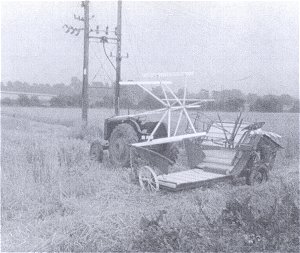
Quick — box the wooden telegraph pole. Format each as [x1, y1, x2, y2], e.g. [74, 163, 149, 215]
[82, 0, 90, 125]
[65, 0, 125, 119]
[114, 0, 122, 116]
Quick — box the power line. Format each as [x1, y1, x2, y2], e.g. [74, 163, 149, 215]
[90, 46, 114, 82]
[64, 0, 128, 118]
[102, 41, 116, 71]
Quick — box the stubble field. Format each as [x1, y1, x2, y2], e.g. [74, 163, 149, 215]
[1, 106, 299, 252]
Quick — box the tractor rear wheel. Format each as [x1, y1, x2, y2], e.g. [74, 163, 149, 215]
[109, 123, 138, 167]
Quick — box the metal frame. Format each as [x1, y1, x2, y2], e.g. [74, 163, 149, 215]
[119, 73, 210, 145]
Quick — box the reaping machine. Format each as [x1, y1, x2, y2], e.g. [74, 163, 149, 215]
[89, 72, 283, 191]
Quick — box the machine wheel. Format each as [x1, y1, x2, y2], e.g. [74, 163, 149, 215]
[138, 166, 159, 191]
[109, 123, 138, 167]
[90, 140, 103, 162]
[246, 165, 268, 186]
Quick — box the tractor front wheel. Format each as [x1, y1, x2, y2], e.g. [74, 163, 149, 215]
[109, 123, 138, 167]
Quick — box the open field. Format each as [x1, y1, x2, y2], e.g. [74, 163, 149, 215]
[1, 107, 299, 252]
[2, 106, 299, 160]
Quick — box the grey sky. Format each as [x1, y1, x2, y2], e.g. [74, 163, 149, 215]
[1, 1, 298, 96]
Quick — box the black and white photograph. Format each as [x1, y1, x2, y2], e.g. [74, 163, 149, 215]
[1, 0, 299, 252]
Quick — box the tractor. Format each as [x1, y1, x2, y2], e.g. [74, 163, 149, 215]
[91, 117, 179, 167]
[89, 74, 283, 191]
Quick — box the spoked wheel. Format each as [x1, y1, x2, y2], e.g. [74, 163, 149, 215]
[90, 140, 103, 162]
[246, 165, 268, 186]
[138, 166, 159, 191]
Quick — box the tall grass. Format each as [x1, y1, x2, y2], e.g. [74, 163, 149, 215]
[1, 133, 97, 220]
[1, 116, 102, 250]
[1, 109, 299, 252]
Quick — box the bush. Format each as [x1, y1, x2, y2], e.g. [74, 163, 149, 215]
[17, 94, 31, 106]
[50, 94, 81, 107]
[1, 97, 14, 106]
[289, 101, 300, 113]
[132, 179, 299, 252]
[252, 96, 283, 112]
[30, 96, 41, 106]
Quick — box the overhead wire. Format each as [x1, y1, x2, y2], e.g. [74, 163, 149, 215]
[102, 41, 117, 71]
[90, 44, 114, 83]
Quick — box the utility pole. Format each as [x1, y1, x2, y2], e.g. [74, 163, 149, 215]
[64, 0, 127, 118]
[82, 0, 90, 125]
[115, 0, 122, 116]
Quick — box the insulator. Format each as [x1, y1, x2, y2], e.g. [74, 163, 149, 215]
[75, 29, 81, 36]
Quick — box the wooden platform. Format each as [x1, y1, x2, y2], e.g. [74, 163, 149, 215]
[157, 149, 236, 191]
[157, 169, 232, 191]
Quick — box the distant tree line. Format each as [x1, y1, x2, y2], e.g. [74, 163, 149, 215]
[1, 78, 299, 113]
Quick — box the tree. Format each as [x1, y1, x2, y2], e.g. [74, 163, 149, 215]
[1, 82, 6, 90]
[17, 95, 31, 106]
[6, 81, 13, 89]
[137, 94, 161, 110]
[289, 100, 300, 113]
[50, 95, 67, 107]
[50, 94, 81, 107]
[53, 83, 69, 95]
[1, 97, 14, 106]
[197, 89, 210, 99]
[70, 77, 81, 94]
[103, 95, 114, 108]
[120, 85, 144, 108]
[30, 96, 41, 106]
[252, 95, 283, 112]
[224, 97, 245, 111]
[279, 94, 293, 106]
